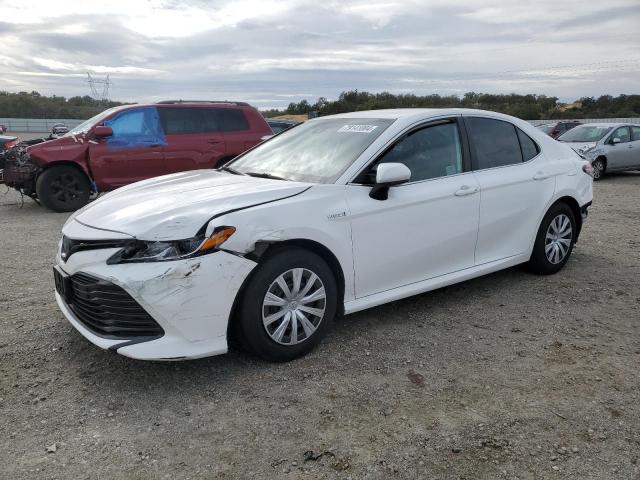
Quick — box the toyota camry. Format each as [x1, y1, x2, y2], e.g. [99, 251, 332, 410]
[54, 109, 593, 361]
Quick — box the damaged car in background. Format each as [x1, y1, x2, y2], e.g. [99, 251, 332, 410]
[557, 122, 640, 180]
[1, 101, 272, 212]
[53, 108, 593, 362]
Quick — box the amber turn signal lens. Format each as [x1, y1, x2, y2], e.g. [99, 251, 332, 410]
[199, 226, 236, 251]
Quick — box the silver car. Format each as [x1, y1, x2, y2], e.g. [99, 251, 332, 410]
[557, 123, 640, 180]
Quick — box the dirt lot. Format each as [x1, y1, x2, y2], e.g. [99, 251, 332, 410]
[1, 174, 639, 479]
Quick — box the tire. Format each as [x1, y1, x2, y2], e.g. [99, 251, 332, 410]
[236, 247, 337, 362]
[592, 158, 605, 181]
[36, 165, 91, 212]
[528, 202, 576, 275]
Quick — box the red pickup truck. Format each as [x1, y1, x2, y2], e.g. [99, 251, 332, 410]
[2, 101, 272, 211]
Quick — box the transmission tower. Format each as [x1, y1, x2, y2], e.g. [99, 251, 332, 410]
[86, 72, 111, 103]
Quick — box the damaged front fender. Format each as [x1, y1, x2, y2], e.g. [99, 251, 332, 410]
[0, 147, 39, 196]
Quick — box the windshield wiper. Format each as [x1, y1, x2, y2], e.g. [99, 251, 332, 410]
[218, 165, 244, 175]
[244, 171, 289, 181]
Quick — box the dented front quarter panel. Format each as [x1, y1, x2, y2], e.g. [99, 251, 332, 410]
[57, 245, 257, 360]
[26, 135, 91, 176]
[211, 184, 356, 303]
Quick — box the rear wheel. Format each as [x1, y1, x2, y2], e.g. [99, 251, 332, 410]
[592, 158, 605, 181]
[237, 247, 337, 362]
[528, 203, 576, 275]
[36, 165, 91, 212]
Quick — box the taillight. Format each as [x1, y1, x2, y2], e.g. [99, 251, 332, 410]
[5, 140, 17, 149]
[582, 162, 594, 177]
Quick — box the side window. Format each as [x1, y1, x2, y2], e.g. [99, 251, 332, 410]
[631, 126, 640, 141]
[611, 126, 631, 143]
[159, 107, 203, 135]
[377, 121, 463, 182]
[217, 109, 250, 132]
[465, 117, 523, 169]
[516, 128, 540, 161]
[107, 110, 146, 136]
[103, 107, 166, 148]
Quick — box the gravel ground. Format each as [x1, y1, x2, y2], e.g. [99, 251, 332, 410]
[1, 173, 639, 480]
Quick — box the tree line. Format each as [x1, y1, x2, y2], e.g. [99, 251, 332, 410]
[264, 91, 640, 120]
[0, 91, 125, 119]
[2, 89, 639, 121]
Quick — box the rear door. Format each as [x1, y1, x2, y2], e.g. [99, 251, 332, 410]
[158, 107, 226, 173]
[465, 116, 555, 265]
[217, 108, 258, 159]
[88, 107, 166, 190]
[629, 126, 640, 169]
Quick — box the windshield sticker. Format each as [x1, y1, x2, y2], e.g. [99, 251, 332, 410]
[338, 124, 379, 133]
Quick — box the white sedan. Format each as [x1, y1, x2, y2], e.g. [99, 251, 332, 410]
[54, 108, 593, 361]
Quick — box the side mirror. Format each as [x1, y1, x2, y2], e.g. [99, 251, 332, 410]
[369, 162, 411, 200]
[611, 137, 621, 145]
[94, 125, 113, 139]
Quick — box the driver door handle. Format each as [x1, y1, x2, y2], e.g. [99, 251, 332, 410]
[208, 139, 222, 144]
[454, 185, 479, 196]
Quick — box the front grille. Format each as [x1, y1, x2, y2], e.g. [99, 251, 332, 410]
[67, 272, 164, 339]
[61, 236, 129, 262]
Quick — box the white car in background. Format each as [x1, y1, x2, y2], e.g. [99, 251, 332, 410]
[53, 109, 593, 361]
[557, 123, 640, 180]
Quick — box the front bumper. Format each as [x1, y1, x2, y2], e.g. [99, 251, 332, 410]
[55, 231, 257, 360]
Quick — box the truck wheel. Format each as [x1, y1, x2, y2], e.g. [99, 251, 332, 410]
[36, 165, 91, 212]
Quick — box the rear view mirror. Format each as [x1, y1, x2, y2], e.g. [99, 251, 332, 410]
[370, 162, 411, 200]
[94, 126, 113, 138]
[611, 137, 621, 144]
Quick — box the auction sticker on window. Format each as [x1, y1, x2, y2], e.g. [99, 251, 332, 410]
[337, 124, 379, 133]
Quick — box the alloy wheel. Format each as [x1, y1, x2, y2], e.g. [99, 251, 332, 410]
[592, 161, 603, 180]
[545, 214, 573, 264]
[50, 173, 83, 203]
[262, 268, 326, 345]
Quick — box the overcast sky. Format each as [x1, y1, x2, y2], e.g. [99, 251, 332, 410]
[0, 0, 638, 108]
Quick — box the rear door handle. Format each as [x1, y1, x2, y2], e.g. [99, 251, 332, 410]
[454, 185, 479, 196]
[533, 171, 552, 180]
[208, 139, 222, 144]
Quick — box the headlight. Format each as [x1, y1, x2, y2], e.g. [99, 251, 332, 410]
[107, 226, 236, 264]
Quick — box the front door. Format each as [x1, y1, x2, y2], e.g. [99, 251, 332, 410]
[88, 107, 167, 190]
[604, 126, 632, 170]
[346, 119, 480, 298]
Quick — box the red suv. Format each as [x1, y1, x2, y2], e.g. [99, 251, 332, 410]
[1, 101, 272, 211]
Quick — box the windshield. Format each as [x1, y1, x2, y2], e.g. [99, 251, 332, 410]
[557, 125, 612, 143]
[65, 106, 128, 136]
[537, 124, 554, 134]
[228, 118, 394, 183]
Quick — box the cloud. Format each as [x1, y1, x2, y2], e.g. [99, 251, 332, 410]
[0, 0, 638, 107]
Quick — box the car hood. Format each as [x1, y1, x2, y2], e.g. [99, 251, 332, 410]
[69, 170, 310, 240]
[559, 141, 598, 152]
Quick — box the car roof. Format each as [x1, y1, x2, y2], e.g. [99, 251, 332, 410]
[318, 108, 541, 129]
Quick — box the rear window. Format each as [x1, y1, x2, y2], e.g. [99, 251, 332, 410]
[216, 109, 250, 132]
[159, 107, 214, 134]
[466, 117, 523, 169]
[517, 128, 539, 161]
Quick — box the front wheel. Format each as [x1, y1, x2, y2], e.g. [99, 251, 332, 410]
[528, 203, 576, 275]
[36, 165, 91, 212]
[236, 247, 337, 362]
